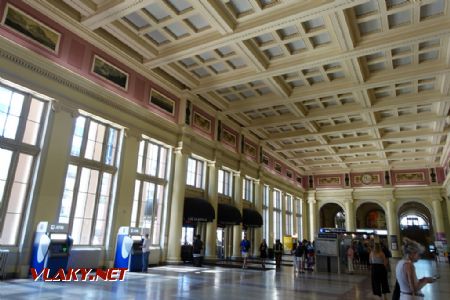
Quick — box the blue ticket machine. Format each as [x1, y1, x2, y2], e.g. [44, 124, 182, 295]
[114, 227, 143, 271]
[30, 222, 73, 277]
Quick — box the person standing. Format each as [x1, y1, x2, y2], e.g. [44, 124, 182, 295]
[369, 243, 390, 299]
[240, 235, 251, 268]
[259, 239, 268, 269]
[396, 238, 436, 299]
[141, 234, 151, 272]
[346, 244, 354, 274]
[193, 234, 204, 267]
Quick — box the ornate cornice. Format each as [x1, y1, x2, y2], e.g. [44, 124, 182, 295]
[0, 47, 179, 141]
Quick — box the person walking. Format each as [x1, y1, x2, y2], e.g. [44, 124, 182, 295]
[259, 239, 268, 269]
[294, 241, 306, 274]
[395, 238, 436, 299]
[274, 239, 284, 269]
[370, 243, 390, 299]
[240, 235, 251, 268]
[141, 233, 151, 272]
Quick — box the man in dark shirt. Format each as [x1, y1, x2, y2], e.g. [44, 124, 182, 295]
[193, 234, 203, 267]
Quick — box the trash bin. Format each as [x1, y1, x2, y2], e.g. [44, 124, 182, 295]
[0, 249, 9, 280]
[193, 254, 203, 267]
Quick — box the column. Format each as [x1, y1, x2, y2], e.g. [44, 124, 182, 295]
[166, 144, 188, 262]
[20, 104, 75, 276]
[268, 186, 274, 248]
[301, 194, 308, 241]
[345, 198, 355, 232]
[107, 128, 140, 262]
[281, 192, 287, 239]
[253, 178, 263, 257]
[232, 172, 242, 258]
[432, 199, 446, 240]
[205, 161, 218, 260]
[386, 198, 400, 258]
[307, 192, 317, 241]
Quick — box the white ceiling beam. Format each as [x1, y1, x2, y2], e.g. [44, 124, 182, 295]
[81, 0, 157, 29]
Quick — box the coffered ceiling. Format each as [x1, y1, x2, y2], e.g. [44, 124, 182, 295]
[26, 0, 450, 174]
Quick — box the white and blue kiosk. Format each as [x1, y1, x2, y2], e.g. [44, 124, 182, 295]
[114, 227, 145, 272]
[30, 222, 73, 277]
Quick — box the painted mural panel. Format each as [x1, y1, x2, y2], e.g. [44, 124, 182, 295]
[2, 4, 61, 53]
[91, 55, 129, 90]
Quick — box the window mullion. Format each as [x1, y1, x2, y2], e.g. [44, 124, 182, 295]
[79, 118, 90, 159]
[142, 141, 149, 175]
[0, 151, 19, 236]
[66, 165, 82, 235]
[136, 180, 144, 227]
[150, 184, 158, 240]
[14, 94, 31, 142]
[90, 171, 103, 245]
[35, 99, 49, 146]
[100, 125, 109, 165]
[155, 145, 161, 178]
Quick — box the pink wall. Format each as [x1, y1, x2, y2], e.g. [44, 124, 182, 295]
[350, 171, 384, 187]
[0, 0, 179, 122]
[391, 169, 430, 186]
[314, 174, 345, 188]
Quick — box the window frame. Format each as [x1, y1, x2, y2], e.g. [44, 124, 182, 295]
[262, 185, 270, 242]
[242, 177, 255, 203]
[0, 83, 49, 246]
[273, 189, 281, 241]
[58, 114, 122, 246]
[218, 168, 233, 197]
[186, 157, 205, 189]
[285, 193, 293, 236]
[131, 138, 171, 245]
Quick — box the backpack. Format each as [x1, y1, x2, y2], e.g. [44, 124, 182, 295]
[295, 245, 304, 257]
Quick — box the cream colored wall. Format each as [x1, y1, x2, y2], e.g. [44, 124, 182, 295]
[2, 35, 449, 276]
[314, 187, 449, 257]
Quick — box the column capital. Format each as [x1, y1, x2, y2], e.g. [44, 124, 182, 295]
[52, 101, 78, 117]
[432, 197, 443, 203]
[344, 197, 353, 204]
[207, 160, 216, 168]
[307, 197, 316, 204]
[233, 171, 241, 177]
[386, 197, 396, 203]
[124, 127, 140, 138]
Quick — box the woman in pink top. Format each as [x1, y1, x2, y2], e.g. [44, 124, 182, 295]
[347, 244, 354, 274]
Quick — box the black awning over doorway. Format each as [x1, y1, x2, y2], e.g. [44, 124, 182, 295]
[218, 203, 242, 226]
[183, 197, 215, 222]
[242, 208, 263, 227]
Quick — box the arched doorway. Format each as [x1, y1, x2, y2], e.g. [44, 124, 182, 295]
[398, 202, 434, 258]
[319, 203, 345, 230]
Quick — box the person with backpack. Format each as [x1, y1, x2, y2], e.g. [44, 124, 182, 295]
[274, 239, 284, 269]
[294, 241, 306, 274]
[240, 235, 251, 269]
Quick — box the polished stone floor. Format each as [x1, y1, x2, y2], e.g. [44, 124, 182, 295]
[1, 259, 448, 299]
